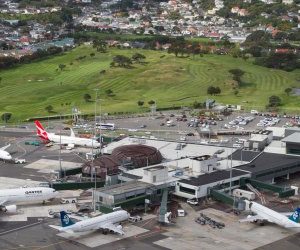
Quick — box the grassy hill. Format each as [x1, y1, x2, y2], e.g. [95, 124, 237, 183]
[0, 45, 299, 122]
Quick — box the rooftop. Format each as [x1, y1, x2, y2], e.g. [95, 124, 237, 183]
[96, 180, 153, 196]
[282, 132, 300, 144]
[237, 152, 300, 174]
[178, 169, 250, 186]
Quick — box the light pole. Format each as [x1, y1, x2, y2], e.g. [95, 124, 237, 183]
[92, 89, 99, 212]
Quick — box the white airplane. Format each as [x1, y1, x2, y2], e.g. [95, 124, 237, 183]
[239, 199, 300, 229]
[34, 120, 100, 149]
[0, 187, 58, 213]
[53, 209, 130, 235]
[0, 144, 12, 161]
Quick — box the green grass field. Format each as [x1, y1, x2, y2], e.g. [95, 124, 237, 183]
[0, 45, 299, 122]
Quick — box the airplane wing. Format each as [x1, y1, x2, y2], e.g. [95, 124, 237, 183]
[239, 215, 265, 223]
[280, 212, 293, 217]
[0, 144, 10, 151]
[49, 225, 74, 233]
[98, 223, 124, 235]
[0, 200, 7, 206]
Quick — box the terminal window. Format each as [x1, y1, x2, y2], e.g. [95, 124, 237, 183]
[179, 186, 196, 195]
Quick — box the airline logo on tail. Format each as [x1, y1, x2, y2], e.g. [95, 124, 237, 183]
[60, 211, 75, 227]
[34, 120, 49, 141]
[289, 208, 300, 223]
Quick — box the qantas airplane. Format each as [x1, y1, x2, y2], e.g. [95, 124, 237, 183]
[0, 187, 58, 213]
[0, 144, 12, 161]
[34, 120, 101, 149]
[52, 210, 130, 235]
[239, 199, 300, 229]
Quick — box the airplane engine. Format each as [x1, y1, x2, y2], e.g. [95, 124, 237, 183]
[3, 205, 17, 213]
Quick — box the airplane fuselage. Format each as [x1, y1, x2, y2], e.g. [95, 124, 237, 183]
[61, 210, 129, 232]
[48, 133, 100, 148]
[0, 187, 58, 204]
[0, 149, 12, 161]
[248, 201, 300, 228]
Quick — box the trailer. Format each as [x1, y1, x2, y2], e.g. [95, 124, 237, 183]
[233, 189, 255, 200]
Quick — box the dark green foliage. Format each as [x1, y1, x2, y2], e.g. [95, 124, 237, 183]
[137, 100, 144, 107]
[45, 105, 54, 113]
[255, 53, 299, 71]
[112, 55, 132, 68]
[83, 93, 92, 102]
[1, 112, 12, 123]
[268, 95, 281, 107]
[207, 86, 221, 95]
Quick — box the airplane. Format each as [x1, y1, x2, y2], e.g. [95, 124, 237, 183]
[53, 209, 130, 235]
[0, 187, 58, 213]
[34, 120, 101, 149]
[0, 144, 12, 161]
[239, 199, 300, 229]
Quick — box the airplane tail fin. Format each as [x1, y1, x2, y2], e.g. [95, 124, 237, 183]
[34, 120, 49, 141]
[70, 128, 75, 138]
[60, 211, 75, 227]
[288, 208, 300, 223]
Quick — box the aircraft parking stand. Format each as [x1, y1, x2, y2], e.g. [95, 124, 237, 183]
[154, 208, 294, 250]
[0, 177, 40, 189]
[24, 159, 82, 173]
[0, 203, 77, 222]
[56, 224, 149, 248]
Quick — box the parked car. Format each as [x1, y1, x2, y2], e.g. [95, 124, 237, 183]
[186, 132, 195, 136]
[140, 125, 147, 128]
[187, 198, 199, 205]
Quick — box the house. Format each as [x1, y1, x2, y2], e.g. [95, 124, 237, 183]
[282, 0, 293, 4]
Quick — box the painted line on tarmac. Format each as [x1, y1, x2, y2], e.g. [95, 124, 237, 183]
[0, 221, 42, 236]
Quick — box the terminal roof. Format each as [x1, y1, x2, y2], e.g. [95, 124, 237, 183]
[282, 132, 300, 144]
[237, 152, 300, 173]
[178, 169, 250, 186]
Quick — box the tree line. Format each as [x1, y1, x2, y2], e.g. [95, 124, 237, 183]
[0, 46, 63, 69]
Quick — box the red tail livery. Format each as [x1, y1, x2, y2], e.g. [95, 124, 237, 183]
[34, 120, 50, 141]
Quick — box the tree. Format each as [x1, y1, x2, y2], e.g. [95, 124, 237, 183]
[233, 89, 239, 96]
[1, 112, 12, 123]
[132, 53, 146, 63]
[148, 100, 155, 105]
[228, 68, 245, 85]
[207, 86, 216, 96]
[137, 100, 144, 107]
[215, 87, 221, 95]
[284, 88, 292, 96]
[93, 39, 107, 53]
[90, 53, 95, 57]
[105, 89, 113, 96]
[58, 64, 66, 71]
[112, 55, 132, 68]
[45, 105, 54, 113]
[268, 95, 281, 107]
[0, 77, 2, 83]
[83, 93, 92, 102]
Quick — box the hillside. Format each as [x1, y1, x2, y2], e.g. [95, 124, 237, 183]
[0, 45, 299, 122]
